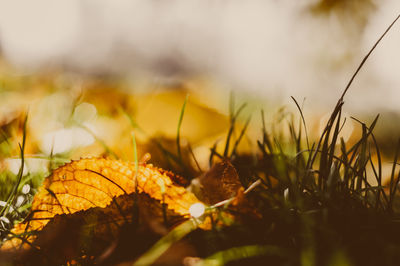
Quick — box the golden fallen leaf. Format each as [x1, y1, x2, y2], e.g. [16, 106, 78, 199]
[3, 193, 186, 265]
[2, 157, 201, 250]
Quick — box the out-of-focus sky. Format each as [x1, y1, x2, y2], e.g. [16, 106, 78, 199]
[0, 0, 399, 113]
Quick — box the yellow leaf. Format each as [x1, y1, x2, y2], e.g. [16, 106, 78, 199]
[2, 157, 201, 250]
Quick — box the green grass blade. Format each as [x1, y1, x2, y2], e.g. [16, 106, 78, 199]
[338, 13, 400, 101]
[176, 94, 189, 162]
[291, 96, 310, 151]
[132, 131, 139, 193]
[0, 114, 27, 217]
[79, 123, 119, 159]
[196, 245, 284, 266]
[133, 219, 197, 266]
[260, 109, 273, 154]
[230, 116, 251, 159]
[223, 94, 247, 158]
[120, 106, 146, 135]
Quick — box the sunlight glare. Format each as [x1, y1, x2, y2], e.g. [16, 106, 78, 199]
[189, 203, 205, 218]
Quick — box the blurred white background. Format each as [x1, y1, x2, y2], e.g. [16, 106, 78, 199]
[0, 0, 399, 113]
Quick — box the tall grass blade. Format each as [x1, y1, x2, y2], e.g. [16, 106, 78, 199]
[132, 131, 139, 193]
[196, 245, 284, 266]
[291, 96, 310, 151]
[176, 94, 189, 162]
[339, 13, 400, 101]
[230, 116, 251, 159]
[80, 123, 119, 159]
[133, 219, 197, 266]
[223, 103, 247, 157]
[0, 114, 27, 217]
